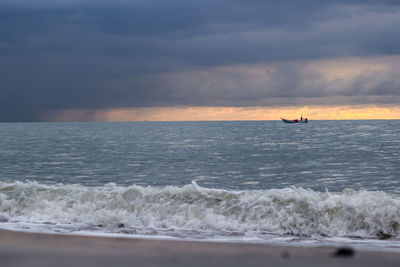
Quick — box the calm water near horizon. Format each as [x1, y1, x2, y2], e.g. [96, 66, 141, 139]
[0, 120, 400, 250]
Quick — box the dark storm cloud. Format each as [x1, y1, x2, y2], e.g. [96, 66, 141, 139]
[1, 0, 400, 121]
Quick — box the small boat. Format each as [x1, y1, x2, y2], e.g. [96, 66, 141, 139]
[281, 118, 308, 123]
[281, 114, 308, 123]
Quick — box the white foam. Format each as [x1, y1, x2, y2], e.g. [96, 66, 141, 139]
[0, 181, 399, 241]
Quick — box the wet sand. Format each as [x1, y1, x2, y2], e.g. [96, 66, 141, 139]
[1, 229, 400, 267]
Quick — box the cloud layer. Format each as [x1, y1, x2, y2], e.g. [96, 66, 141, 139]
[1, 0, 400, 121]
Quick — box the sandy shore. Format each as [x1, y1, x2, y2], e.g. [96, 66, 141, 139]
[0, 229, 400, 267]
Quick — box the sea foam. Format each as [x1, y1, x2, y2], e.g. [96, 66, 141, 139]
[0, 181, 399, 239]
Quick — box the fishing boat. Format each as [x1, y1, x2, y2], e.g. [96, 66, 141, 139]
[281, 118, 308, 123]
[281, 114, 308, 123]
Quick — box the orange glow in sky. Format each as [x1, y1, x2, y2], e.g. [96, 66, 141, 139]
[40, 105, 400, 122]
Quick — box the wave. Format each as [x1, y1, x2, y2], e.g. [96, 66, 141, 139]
[0, 181, 399, 239]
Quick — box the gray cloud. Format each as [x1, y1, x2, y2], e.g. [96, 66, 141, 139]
[0, 0, 400, 121]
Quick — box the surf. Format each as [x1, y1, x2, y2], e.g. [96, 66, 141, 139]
[0, 181, 399, 240]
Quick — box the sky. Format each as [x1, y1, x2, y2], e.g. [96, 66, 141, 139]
[1, 0, 400, 121]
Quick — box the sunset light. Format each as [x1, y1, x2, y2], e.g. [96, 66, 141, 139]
[40, 105, 400, 122]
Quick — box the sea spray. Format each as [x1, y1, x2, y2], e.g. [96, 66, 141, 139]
[0, 181, 399, 239]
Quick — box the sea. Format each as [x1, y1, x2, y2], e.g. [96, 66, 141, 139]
[0, 120, 400, 250]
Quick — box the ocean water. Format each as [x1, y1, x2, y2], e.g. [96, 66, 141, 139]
[0, 121, 400, 250]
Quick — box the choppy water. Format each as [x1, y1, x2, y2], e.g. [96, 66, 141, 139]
[0, 121, 400, 250]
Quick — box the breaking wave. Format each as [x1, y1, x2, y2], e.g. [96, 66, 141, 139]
[0, 181, 399, 239]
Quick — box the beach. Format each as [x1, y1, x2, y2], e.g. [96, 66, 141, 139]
[1, 229, 400, 267]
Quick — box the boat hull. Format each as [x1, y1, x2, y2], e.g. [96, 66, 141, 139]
[281, 118, 308, 123]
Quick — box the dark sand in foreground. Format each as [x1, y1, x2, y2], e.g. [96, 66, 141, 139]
[1, 229, 400, 267]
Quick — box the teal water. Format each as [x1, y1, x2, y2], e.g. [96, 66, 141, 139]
[0, 121, 399, 192]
